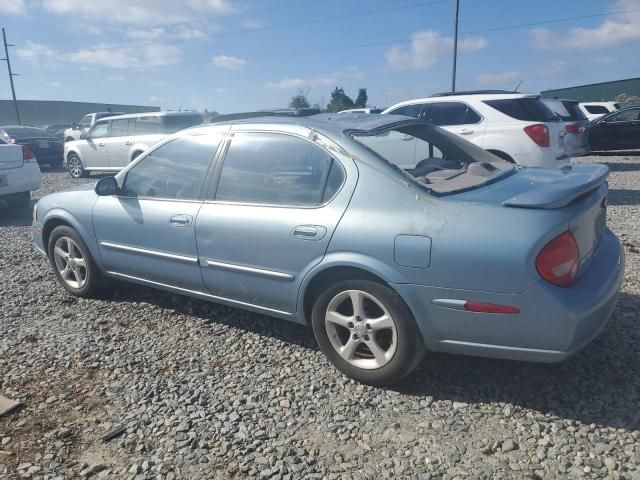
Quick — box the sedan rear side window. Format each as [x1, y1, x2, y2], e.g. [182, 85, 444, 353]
[606, 109, 640, 122]
[425, 102, 481, 125]
[122, 135, 220, 200]
[215, 133, 343, 206]
[484, 98, 557, 122]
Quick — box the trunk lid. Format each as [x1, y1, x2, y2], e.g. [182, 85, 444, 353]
[453, 164, 609, 277]
[0, 144, 24, 170]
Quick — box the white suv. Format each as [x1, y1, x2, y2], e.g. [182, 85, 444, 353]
[382, 91, 569, 168]
[64, 111, 204, 178]
[578, 102, 620, 121]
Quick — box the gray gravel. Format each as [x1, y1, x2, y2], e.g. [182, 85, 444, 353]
[1, 155, 640, 480]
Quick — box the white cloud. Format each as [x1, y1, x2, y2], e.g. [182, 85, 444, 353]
[476, 71, 523, 87]
[42, 0, 236, 25]
[240, 18, 265, 29]
[16, 41, 182, 69]
[530, 0, 640, 50]
[126, 25, 211, 41]
[107, 75, 126, 81]
[265, 68, 364, 90]
[47, 81, 62, 88]
[212, 55, 247, 70]
[0, 0, 26, 15]
[386, 30, 487, 70]
[149, 96, 164, 103]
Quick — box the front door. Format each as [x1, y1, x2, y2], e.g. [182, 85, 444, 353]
[196, 130, 355, 314]
[81, 122, 110, 168]
[93, 132, 222, 290]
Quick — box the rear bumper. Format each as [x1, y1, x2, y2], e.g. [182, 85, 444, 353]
[393, 229, 624, 362]
[512, 149, 570, 169]
[0, 163, 42, 197]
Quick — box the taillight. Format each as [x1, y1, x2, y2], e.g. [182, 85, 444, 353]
[536, 231, 579, 287]
[524, 124, 550, 147]
[565, 124, 580, 134]
[22, 145, 36, 162]
[8, 137, 16, 144]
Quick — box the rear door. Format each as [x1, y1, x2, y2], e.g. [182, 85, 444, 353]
[105, 118, 133, 169]
[195, 128, 356, 314]
[606, 108, 640, 149]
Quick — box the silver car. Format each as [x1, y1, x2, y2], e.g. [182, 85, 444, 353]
[64, 111, 203, 178]
[33, 114, 623, 386]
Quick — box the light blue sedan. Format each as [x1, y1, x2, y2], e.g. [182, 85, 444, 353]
[32, 114, 624, 385]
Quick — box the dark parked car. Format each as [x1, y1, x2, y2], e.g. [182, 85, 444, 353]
[0, 126, 64, 168]
[589, 106, 640, 151]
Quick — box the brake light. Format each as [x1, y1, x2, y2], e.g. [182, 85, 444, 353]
[22, 145, 36, 162]
[8, 137, 16, 144]
[464, 301, 520, 314]
[536, 231, 579, 287]
[524, 124, 550, 147]
[565, 124, 580, 134]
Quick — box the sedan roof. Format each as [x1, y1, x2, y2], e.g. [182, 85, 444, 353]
[204, 112, 419, 137]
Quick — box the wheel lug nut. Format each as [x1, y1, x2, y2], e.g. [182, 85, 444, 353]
[364, 335, 370, 341]
[365, 324, 371, 330]
[352, 334, 359, 340]
[348, 322, 354, 328]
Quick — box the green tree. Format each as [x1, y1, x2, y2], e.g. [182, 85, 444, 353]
[615, 93, 640, 106]
[289, 89, 310, 109]
[326, 87, 355, 112]
[355, 88, 368, 108]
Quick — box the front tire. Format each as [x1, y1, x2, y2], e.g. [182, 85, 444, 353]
[47, 225, 101, 297]
[311, 279, 425, 386]
[67, 153, 88, 178]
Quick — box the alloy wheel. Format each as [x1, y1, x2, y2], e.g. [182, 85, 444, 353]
[52, 236, 87, 289]
[68, 156, 83, 178]
[324, 289, 398, 370]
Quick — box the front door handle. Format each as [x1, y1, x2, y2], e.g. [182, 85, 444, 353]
[98, 142, 106, 146]
[124, 140, 133, 145]
[401, 135, 414, 141]
[292, 225, 327, 240]
[458, 128, 474, 135]
[169, 214, 193, 227]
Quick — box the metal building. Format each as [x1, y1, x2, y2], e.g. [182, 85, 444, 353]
[541, 77, 640, 102]
[0, 100, 159, 126]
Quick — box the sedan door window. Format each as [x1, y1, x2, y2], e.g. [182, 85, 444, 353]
[215, 132, 343, 206]
[122, 135, 220, 200]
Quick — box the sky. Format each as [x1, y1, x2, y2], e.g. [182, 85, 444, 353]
[1, 0, 640, 113]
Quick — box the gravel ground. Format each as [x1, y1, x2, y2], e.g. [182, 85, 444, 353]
[1, 154, 639, 480]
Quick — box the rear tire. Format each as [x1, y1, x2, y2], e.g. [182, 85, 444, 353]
[311, 279, 425, 386]
[47, 225, 101, 297]
[67, 153, 88, 178]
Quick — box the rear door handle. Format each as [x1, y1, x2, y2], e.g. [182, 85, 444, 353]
[124, 140, 133, 145]
[98, 142, 106, 146]
[458, 128, 474, 135]
[169, 214, 193, 227]
[292, 225, 327, 240]
[401, 135, 414, 141]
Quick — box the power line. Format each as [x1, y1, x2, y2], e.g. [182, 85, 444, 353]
[15, 0, 450, 60]
[16, 7, 640, 77]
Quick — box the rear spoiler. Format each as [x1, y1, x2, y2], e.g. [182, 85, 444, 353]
[503, 164, 609, 209]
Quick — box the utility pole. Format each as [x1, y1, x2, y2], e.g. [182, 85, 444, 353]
[2, 28, 21, 125]
[451, 0, 460, 92]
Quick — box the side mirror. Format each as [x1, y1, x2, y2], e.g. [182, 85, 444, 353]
[95, 176, 120, 196]
[72, 122, 79, 129]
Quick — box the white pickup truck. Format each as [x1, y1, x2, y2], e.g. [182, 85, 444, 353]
[63, 111, 125, 142]
[0, 141, 42, 210]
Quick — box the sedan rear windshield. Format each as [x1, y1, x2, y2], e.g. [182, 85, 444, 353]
[484, 97, 558, 122]
[351, 123, 513, 195]
[2, 127, 54, 139]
